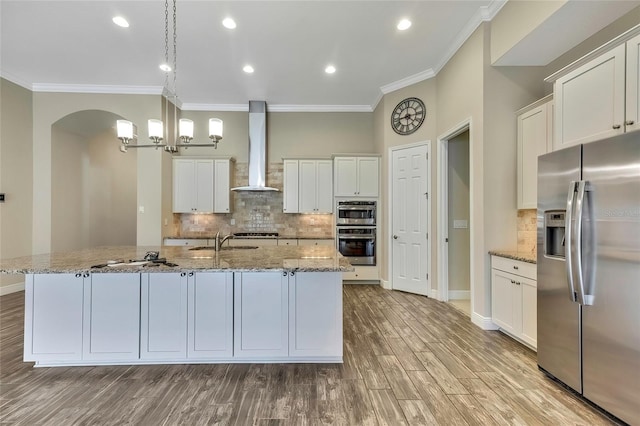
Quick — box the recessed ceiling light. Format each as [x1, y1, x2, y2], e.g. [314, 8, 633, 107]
[325, 65, 336, 74]
[159, 63, 172, 72]
[222, 18, 237, 29]
[243, 65, 254, 74]
[112, 16, 129, 28]
[397, 19, 412, 31]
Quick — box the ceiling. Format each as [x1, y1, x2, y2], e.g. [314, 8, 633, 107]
[1, 1, 638, 111]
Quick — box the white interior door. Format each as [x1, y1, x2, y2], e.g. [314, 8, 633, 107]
[392, 144, 430, 295]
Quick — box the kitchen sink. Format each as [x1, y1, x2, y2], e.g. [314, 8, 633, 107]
[188, 246, 259, 251]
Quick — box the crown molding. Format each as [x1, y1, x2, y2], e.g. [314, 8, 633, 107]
[30, 83, 164, 95]
[0, 70, 33, 91]
[380, 69, 436, 95]
[181, 103, 372, 113]
[371, 90, 384, 112]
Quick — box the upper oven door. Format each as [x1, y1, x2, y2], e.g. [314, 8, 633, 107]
[336, 202, 376, 225]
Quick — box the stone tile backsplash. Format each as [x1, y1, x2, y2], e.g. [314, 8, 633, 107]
[517, 209, 537, 254]
[175, 162, 334, 238]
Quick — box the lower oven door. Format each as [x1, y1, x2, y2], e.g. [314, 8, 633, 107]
[337, 230, 376, 266]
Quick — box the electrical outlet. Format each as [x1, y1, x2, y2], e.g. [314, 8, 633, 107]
[139, 206, 145, 213]
[230, 218, 236, 225]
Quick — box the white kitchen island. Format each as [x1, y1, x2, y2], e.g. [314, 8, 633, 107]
[0, 245, 352, 367]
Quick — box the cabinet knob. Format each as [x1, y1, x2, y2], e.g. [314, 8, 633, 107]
[188, 272, 194, 277]
[513, 265, 519, 270]
[180, 272, 187, 277]
[75, 273, 82, 278]
[393, 235, 398, 239]
[283, 271, 288, 276]
[510, 280, 515, 284]
[612, 124, 621, 129]
[515, 281, 521, 286]
[626, 120, 635, 126]
[290, 271, 295, 276]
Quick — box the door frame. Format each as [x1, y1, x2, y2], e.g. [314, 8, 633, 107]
[388, 141, 431, 295]
[437, 119, 472, 305]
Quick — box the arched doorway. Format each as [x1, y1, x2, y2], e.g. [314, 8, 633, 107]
[51, 110, 137, 251]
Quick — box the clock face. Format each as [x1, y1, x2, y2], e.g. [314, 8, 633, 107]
[391, 97, 426, 135]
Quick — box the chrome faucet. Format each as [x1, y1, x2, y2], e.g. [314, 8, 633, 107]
[214, 231, 233, 251]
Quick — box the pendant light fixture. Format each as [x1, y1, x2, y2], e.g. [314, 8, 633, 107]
[116, 0, 223, 153]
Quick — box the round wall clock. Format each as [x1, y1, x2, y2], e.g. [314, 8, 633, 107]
[391, 97, 426, 135]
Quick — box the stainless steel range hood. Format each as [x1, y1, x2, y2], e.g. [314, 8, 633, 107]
[231, 101, 279, 192]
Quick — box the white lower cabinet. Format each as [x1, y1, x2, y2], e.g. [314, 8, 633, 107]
[83, 273, 140, 360]
[141, 273, 188, 359]
[491, 256, 537, 349]
[289, 272, 342, 357]
[24, 274, 84, 362]
[187, 272, 234, 359]
[234, 272, 289, 358]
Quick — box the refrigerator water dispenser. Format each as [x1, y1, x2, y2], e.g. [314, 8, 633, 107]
[544, 211, 566, 258]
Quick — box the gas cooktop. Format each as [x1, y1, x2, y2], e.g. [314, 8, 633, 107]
[233, 232, 279, 238]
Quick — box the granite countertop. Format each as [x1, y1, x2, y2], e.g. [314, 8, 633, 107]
[489, 250, 537, 264]
[0, 245, 353, 274]
[164, 235, 334, 240]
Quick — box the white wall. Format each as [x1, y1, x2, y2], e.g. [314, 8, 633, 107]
[0, 79, 33, 290]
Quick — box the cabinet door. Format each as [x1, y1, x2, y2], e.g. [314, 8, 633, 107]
[234, 272, 288, 358]
[334, 157, 358, 196]
[517, 102, 551, 209]
[521, 279, 537, 349]
[299, 160, 318, 212]
[283, 160, 299, 213]
[554, 44, 626, 149]
[173, 159, 195, 213]
[289, 272, 342, 357]
[141, 273, 187, 359]
[316, 160, 334, 213]
[24, 274, 84, 361]
[187, 272, 233, 359]
[214, 159, 231, 213]
[195, 159, 214, 212]
[491, 269, 520, 335]
[626, 34, 640, 134]
[357, 157, 379, 196]
[83, 273, 140, 360]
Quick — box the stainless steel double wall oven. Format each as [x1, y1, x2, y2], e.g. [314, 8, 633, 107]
[336, 201, 376, 266]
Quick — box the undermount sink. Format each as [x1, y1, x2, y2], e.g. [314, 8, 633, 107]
[188, 246, 258, 251]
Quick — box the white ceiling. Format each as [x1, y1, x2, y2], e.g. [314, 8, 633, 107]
[1, 1, 638, 111]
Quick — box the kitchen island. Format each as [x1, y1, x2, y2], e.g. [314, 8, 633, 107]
[0, 245, 352, 367]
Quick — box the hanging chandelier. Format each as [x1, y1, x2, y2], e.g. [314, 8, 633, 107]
[116, 0, 223, 153]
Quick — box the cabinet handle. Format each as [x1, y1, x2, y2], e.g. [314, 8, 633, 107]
[283, 271, 288, 277]
[513, 265, 519, 270]
[83, 272, 90, 278]
[180, 272, 187, 277]
[290, 271, 295, 276]
[188, 272, 194, 277]
[510, 280, 515, 284]
[515, 281, 521, 286]
[75, 273, 82, 278]
[612, 124, 621, 129]
[625, 120, 635, 126]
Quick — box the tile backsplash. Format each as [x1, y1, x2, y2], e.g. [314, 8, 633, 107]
[517, 209, 537, 254]
[174, 162, 334, 238]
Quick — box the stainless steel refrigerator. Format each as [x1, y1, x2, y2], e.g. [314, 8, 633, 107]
[537, 132, 640, 425]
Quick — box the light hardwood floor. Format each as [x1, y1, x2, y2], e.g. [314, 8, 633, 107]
[0, 285, 616, 425]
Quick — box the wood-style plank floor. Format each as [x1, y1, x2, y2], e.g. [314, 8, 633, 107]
[0, 285, 616, 425]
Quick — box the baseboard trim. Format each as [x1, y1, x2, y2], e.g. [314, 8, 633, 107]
[448, 290, 470, 300]
[380, 279, 391, 290]
[472, 312, 499, 330]
[0, 282, 25, 296]
[430, 289, 440, 300]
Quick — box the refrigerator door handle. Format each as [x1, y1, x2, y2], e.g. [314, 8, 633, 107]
[576, 181, 596, 306]
[573, 181, 589, 305]
[565, 181, 578, 302]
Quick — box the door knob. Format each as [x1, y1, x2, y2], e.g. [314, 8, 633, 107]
[393, 235, 398, 239]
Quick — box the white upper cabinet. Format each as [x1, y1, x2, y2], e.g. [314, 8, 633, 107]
[517, 96, 553, 209]
[552, 29, 640, 150]
[173, 158, 232, 213]
[283, 160, 299, 213]
[626, 34, 640, 134]
[334, 156, 379, 197]
[283, 159, 333, 214]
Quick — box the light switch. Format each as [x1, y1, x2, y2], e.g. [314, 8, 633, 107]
[139, 206, 145, 213]
[453, 219, 468, 229]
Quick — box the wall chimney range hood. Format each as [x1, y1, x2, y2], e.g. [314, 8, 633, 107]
[231, 101, 279, 192]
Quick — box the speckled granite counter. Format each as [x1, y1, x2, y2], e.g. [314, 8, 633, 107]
[0, 245, 352, 274]
[489, 250, 537, 264]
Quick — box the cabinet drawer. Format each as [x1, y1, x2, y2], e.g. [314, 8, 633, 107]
[164, 238, 208, 247]
[491, 256, 536, 280]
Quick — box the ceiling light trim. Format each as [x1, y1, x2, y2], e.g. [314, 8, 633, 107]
[31, 83, 164, 95]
